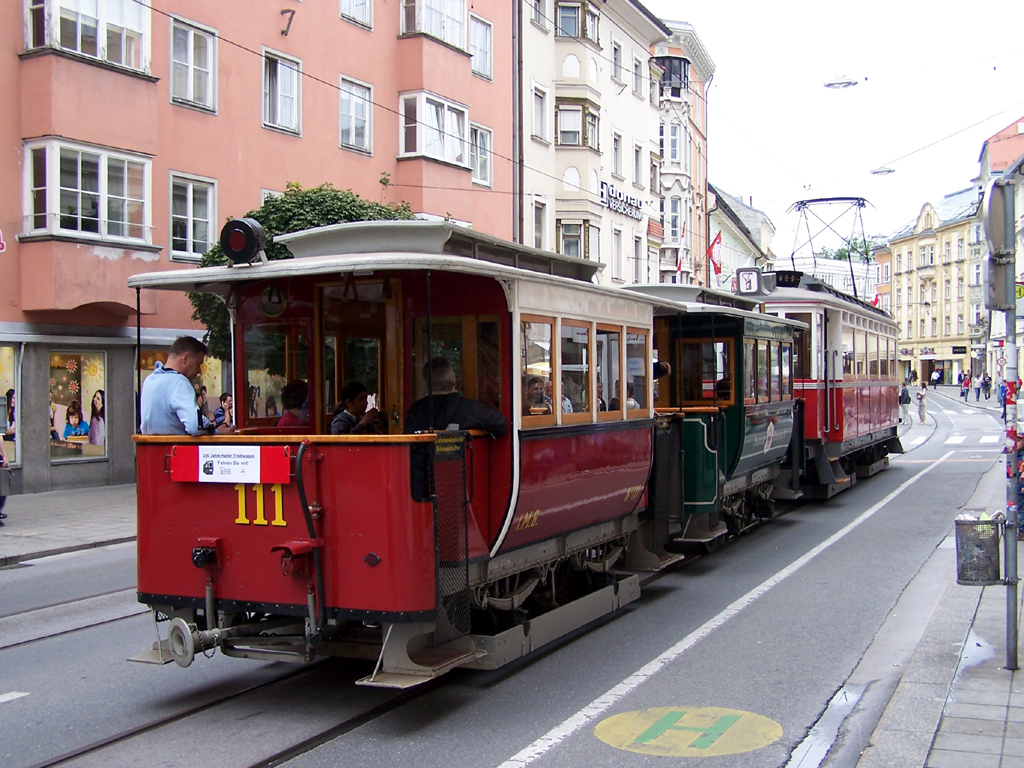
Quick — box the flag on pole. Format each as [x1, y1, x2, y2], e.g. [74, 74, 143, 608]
[675, 222, 686, 274]
[707, 230, 723, 275]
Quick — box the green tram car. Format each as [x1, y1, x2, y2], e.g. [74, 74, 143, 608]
[627, 286, 804, 562]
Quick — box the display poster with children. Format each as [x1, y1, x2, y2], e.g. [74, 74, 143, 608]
[49, 352, 106, 460]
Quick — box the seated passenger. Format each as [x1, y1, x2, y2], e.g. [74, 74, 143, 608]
[276, 380, 309, 427]
[406, 357, 507, 438]
[330, 381, 385, 435]
[523, 375, 552, 415]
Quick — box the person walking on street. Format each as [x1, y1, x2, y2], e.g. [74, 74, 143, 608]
[973, 374, 983, 402]
[983, 372, 992, 400]
[961, 375, 971, 400]
[916, 383, 928, 425]
[931, 369, 941, 390]
[899, 384, 912, 425]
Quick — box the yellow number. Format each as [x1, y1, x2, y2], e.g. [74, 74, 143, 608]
[234, 483, 286, 527]
[271, 483, 286, 527]
[252, 484, 268, 525]
[623, 484, 644, 503]
[234, 483, 249, 524]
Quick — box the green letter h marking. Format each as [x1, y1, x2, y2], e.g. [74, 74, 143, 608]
[635, 710, 741, 749]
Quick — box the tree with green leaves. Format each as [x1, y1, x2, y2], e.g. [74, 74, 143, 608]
[189, 183, 413, 360]
[819, 237, 874, 262]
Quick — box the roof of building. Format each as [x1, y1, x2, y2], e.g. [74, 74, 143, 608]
[978, 116, 1024, 172]
[888, 187, 979, 241]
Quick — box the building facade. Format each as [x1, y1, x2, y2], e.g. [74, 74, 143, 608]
[3, 0, 512, 492]
[872, 243, 892, 316]
[653, 21, 713, 285]
[518, 0, 669, 287]
[707, 183, 774, 288]
[890, 190, 978, 384]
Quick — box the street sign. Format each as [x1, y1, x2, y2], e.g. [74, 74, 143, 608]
[998, 356, 1007, 367]
[1017, 283, 1024, 300]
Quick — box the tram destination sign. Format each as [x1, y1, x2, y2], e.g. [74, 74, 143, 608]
[600, 182, 645, 221]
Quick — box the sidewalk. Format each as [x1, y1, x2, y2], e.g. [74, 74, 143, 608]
[0, 483, 136, 566]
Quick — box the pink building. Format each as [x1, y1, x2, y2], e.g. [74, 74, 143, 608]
[1, 0, 511, 492]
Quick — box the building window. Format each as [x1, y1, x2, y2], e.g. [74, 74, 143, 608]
[612, 132, 622, 177]
[589, 224, 600, 262]
[882, 263, 890, 282]
[31, 0, 149, 71]
[263, 51, 301, 133]
[339, 77, 372, 152]
[469, 16, 492, 78]
[49, 352, 107, 462]
[944, 279, 951, 300]
[668, 197, 681, 243]
[944, 317, 951, 335]
[931, 318, 937, 336]
[633, 143, 643, 186]
[906, 321, 911, 338]
[532, 0, 545, 27]
[669, 122, 680, 163]
[557, 106, 582, 145]
[882, 294, 890, 312]
[586, 112, 599, 149]
[958, 239, 964, 260]
[611, 228, 623, 281]
[931, 284, 937, 303]
[533, 202, 545, 250]
[561, 222, 582, 258]
[340, 0, 371, 26]
[584, 9, 598, 41]
[906, 286, 912, 304]
[958, 316, 965, 334]
[632, 57, 643, 95]
[896, 254, 902, 272]
[171, 20, 215, 110]
[170, 174, 214, 261]
[957, 277, 964, 298]
[400, 92, 468, 165]
[532, 87, 547, 140]
[403, 0, 465, 48]
[633, 236, 643, 283]
[973, 263, 982, 286]
[611, 42, 623, 82]
[556, 4, 579, 37]
[24, 139, 150, 243]
[470, 124, 492, 186]
[650, 158, 659, 194]
[919, 320, 925, 337]
[943, 242, 951, 263]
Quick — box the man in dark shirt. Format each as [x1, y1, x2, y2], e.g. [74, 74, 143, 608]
[405, 357, 507, 438]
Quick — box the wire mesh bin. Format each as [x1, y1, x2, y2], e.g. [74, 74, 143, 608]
[955, 519, 1002, 586]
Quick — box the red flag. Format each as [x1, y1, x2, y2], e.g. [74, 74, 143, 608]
[707, 230, 723, 275]
[675, 222, 686, 274]
[871, 293, 880, 307]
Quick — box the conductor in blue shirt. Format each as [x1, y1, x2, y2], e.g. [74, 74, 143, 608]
[140, 336, 235, 435]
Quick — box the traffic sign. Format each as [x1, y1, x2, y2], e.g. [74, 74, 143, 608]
[998, 356, 1007, 367]
[1016, 283, 1024, 300]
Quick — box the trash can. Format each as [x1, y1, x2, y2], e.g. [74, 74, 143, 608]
[955, 519, 1002, 586]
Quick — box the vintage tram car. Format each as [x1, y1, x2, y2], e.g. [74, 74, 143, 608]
[758, 271, 903, 498]
[129, 221, 824, 686]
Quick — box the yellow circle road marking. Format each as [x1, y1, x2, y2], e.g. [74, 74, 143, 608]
[595, 706, 783, 757]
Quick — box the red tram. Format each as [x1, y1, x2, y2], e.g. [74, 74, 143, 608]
[760, 271, 903, 498]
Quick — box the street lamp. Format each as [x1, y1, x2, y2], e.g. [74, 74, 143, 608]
[824, 76, 858, 89]
[871, 166, 895, 176]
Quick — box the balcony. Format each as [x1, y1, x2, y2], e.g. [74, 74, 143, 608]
[917, 262, 936, 280]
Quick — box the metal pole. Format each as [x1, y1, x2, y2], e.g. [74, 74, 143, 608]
[1002, 182, 1018, 671]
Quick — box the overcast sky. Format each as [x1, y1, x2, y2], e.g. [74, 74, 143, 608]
[643, 0, 1024, 258]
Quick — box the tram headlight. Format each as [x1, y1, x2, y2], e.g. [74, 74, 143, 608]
[220, 218, 267, 265]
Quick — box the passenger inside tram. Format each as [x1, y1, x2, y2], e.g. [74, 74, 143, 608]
[406, 357, 507, 438]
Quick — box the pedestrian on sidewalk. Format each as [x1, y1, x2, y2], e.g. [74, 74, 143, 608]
[960, 375, 970, 400]
[899, 383, 911, 424]
[0, 434, 8, 525]
[916, 382, 928, 425]
[983, 372, 992, 400]
[931, 369, 941, 390]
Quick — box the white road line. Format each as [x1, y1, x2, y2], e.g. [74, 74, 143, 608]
[943, 410, 958, 415]
[945, 436, 966, 444]
[980, 436, 1001, 444]
[910, 436, 926, 445]
[495, 453, 954, 768]
[0, 691, 30, 705]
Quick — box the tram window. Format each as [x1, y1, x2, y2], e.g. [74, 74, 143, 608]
[770, 342, 781, 399]
[788, 313, 812, 380]
[626, 329, 648, 413]
[745, 341, 756, 402]
[522, 317, 555, 423]
[561, 321, 591, 419]
[477, 319, 502, 411]
[857, 331, 868, 377]
[842, 324, 854, 380]
[880, 338, 889, 378]
[868, 334, 879, 379]
[244, 324, 309, 422]
[757, 341, 769, 401]
[596, 326, 621, 419]
[414, 318, 463, 402]
[679, 340, 732, 405]
[782, 343, 792, 396]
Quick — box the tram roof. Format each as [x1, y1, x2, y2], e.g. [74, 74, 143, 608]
[764, 271, 896, 327]
[625, 284, 807, 329]
[127, 221, 604, 295]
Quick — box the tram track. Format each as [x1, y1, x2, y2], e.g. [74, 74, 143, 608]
[0, 587, 146, 650]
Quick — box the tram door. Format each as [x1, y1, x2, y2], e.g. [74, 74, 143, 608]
[319, 279, 402, 433]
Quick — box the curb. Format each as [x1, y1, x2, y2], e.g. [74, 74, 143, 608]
[0, 536, 137, 568]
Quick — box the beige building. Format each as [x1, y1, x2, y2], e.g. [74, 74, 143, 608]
[890, 189, 980, 384]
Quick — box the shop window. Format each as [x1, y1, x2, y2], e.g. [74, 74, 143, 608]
[50, 352, 106, 461]
[0, 347, 19, 465]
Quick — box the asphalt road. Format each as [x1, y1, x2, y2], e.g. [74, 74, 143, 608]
[0, 401, 1005, 768]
